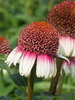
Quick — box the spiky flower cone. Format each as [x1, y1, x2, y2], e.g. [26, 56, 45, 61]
[0, 36, 11, 54]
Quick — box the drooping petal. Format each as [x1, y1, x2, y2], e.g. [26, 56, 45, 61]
[57, 36, 74, 57]
[13, 49, 23, 66]
[69, 58, 75, 77]
[5, 46, 19, 67]
[71, 63, 75, 77]
[62, 61, 70, 75]
[19, 52, 25, 76]
[72, 39, 75, 57]
[36, 55, 56, 78]
[56, 54, 69, 63]
[51, 58, 57, 77]
[19, 51, 36, 77]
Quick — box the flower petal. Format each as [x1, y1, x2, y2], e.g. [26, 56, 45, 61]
[57, 54, 69, 63]
[62, 61, 70, 75]
[57, 36, 73, 57]
[19, 51, 36, 77]
[5, 46, 19, 67]
[13, 49, 23, 66]
[71, 63, 75, 77]
[72, 39, 75, 57]
[36, 55, 56, 78]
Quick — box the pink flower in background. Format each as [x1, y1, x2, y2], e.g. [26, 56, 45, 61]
[46, 1, 75, 57]
[0, 36, 11, 54]
[46, 1, 75, 76]
[5, 21, 59, 78]
[0, 36, 11, 75]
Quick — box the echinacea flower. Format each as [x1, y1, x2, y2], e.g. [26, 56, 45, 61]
[0, 36, 11, 75]
[46, 0, 75, 57]
[0, 36, 11, 54]
[5, 21, 59, 79]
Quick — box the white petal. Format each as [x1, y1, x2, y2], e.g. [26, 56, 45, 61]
[36, 55, 55, 79]
[57, 36, 73, 57]
[57, 54, 69, 63]
[48, 58, 57, 78]
[72, 39, 75, 57]
[62, 61, 70, 75]
[69, 59, 75, 77]
[3, 69, 7, 75]
[13, 50, 23, 66]
[19, 53, 25, 76]
[5, 46, 19, 67]
[6, 47, 18, 62]
[52, 59, 57, 77]
[19, 51, 36, 77]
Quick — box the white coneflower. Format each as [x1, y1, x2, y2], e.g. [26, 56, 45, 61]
[46, 0, 75, 76]
[0, 36, 11, 75]
[0, 36, 11, 54]
[46, 0, 75, 57]
[5, 21, 59, 79]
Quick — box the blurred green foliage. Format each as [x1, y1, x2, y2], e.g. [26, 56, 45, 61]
[0, 0, 71, 48]
[0, 0, 75, 100]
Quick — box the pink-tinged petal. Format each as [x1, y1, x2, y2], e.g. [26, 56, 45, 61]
[13, 49, 23, 66]
[52, 58, 57, 77]
[57, 36, 73, 57]
[69, 58, 75, 77]
[36, 55, 56, 78]
[48, 58, 57, 78]
[19, 51, 36, 77]
[19, 53, 25, 76]
[70, 63, 75, 77]
[5, 46, 19, 67]
[62, 60, 70, 75]
[72, 39, 75, 57]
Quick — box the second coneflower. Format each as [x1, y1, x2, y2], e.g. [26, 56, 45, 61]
[46, 0, 75, 57]
[0, 36, 11, 75]
[5, 21, 59, 79]
[0, 36, 11, 54]
[46, 0, 75, 95]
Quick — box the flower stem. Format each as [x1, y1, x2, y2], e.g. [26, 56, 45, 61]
[26, 63, 36, 100]
[49, 58, 63, 95]
[56, 70, 65, 95]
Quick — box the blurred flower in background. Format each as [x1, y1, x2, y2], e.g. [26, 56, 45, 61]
[0, 36, 11, 54]
[0, 36, 11, 75]
[46, 1, 75, 57]
[46, 1, 75, 76]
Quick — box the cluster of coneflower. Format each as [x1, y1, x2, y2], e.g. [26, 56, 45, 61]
[0, 0, 75, 100]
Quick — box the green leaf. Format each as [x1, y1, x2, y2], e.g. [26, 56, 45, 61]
[0, 96, 9, 100]
[10, 73, 27, 87]
[0, 60, 8, 70]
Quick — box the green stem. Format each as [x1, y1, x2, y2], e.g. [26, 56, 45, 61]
[49, 58, 63, 95]
[26, 63, 36, 100]
[56, 70, 65, 95]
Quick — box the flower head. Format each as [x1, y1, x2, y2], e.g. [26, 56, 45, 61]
[46, 1, 75, 57]
[0, 36, 11, 54]
[5, 21, 59, 78]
